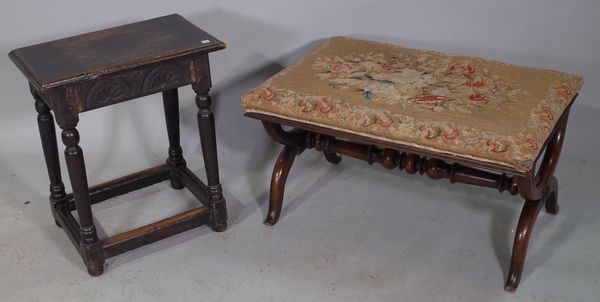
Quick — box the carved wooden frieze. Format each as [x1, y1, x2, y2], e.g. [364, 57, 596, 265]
[85, 78, 132, 109]
[142, 64, 184, 92]
[81, 58, 192, 111]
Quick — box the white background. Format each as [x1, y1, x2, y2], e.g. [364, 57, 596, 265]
[1, 1, 599, 301]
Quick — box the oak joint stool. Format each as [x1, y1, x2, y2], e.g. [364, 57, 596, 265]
[10, 14, 228, 275]
[241, 37, 583, 291]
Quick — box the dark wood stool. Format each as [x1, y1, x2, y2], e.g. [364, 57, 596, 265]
[9, 14, 228, 275]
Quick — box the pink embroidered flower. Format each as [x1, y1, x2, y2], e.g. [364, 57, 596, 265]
[469, 93, 487, 102]
[553, 85, 572, 97]
[487, 140, 509, 153]
[443, 128, 460, 140]
[538, 109, 554, 120]
[542, 125, 551, 132]
[521, 139, 538, 150]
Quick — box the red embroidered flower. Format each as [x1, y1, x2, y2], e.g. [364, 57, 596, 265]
[448, 64, 475, 76]
[443, 128, 460, 140]
[467, 80, 485, 88]
[469, 93, 487, 101]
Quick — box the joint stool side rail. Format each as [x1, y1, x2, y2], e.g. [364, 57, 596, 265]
[102, 206, 211, 258]
[65, 164, 171, 211]
[178, 166, 211, 207]
[54, 205, 83, 256]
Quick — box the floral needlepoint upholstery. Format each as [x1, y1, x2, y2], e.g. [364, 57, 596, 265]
[241, 37, 583, 173]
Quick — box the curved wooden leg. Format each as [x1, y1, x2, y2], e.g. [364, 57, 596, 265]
[544, 176, 559, 215]
[324, 151, 342, 164]
[505, 198, 544, 292]
[264, 145, 298, 226]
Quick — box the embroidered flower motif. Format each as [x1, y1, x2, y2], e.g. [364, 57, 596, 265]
[552, 85, 572, 97]
[241, 41, 583, 173]
[469, 94, 487, 102]
[467, 80, 486, 88]
[520, 139, 538, 150]
[311, 52, 522, 113]
[443, 128, 460, 141]
[538, 108, 554, 121]
[259, 87, 277, 102]
[419, 125, 442, 139]
[447, 64, 475, 76]
[316, 97, 333, 114]
[487, 140, 509, 153]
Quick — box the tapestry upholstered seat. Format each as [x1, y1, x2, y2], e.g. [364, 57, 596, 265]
[241, 37, 582, 291]
[241, 37, 582, 173]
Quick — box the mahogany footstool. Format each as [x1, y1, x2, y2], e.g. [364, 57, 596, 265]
[9, 14, 228, 275]
[241, 37, 583, 291]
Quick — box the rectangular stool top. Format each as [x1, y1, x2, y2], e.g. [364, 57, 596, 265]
[9, 14, 225, 92]
[241, 37, 583, 173]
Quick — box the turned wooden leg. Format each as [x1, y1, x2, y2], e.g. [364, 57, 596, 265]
[505, 198, 544, 291]
[324, 151, 342, 164]
[162, 88, 185, 190]
[194, 89, 227, 232]
[32, 91, 67, 225]
[61, 126, 104, 276]
[265, 145, 298, 226]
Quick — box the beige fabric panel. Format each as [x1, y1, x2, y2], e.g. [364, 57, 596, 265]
[241, 37, 583, 173]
